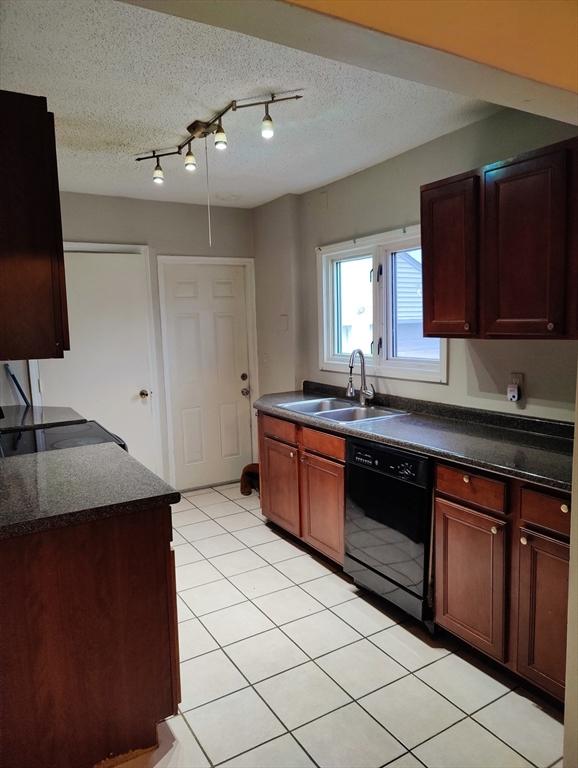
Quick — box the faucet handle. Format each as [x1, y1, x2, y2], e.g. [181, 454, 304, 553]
[365, 384, 375, 400]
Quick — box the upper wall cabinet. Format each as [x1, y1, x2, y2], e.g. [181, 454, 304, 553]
[0, 90, 69, 360]
[421, 174, 479, 337]
[421, 137, 578, 340]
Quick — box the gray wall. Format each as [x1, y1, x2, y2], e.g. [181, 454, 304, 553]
[253, 194, 300, 394]
[59, 193, 255, 476]
[292, 109, 578, 421]
[5, 109, 577, 427]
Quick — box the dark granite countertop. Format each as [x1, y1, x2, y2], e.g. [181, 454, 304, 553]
[0, 442, 180, 539]
[255, 391, 573, 493]
[0, 405, 86, 433]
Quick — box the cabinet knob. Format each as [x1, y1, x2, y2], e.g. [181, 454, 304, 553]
[464, 322, 470, 331]
[289, 451, 295, 458]
[547, 322, 554, 331]
[520, 536, 528, 546]
[561, 503, 569, 514]
[490, 525, 498, 535]
[463, 475, 470, 484]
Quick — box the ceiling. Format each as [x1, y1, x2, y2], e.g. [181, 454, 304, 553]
[0, 0, 499, 208]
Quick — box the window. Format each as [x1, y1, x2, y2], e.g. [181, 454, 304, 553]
[334, 255, 373, 355]
[318, 226, 447, 383]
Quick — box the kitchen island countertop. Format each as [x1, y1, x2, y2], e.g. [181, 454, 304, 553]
[0, 441, 179, 539]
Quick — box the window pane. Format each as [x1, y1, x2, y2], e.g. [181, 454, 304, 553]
[334, 256, 373, 356]
[391, 248, 440, 360]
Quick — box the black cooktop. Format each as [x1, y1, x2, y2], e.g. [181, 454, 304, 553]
[0, 421, 127, 458]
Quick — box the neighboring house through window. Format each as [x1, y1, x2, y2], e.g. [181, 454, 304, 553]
[317, 225, 447, 383]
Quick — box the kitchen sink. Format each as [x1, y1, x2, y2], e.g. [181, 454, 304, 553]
[320, 406, 407, 422]
[280, 398, 353, 414]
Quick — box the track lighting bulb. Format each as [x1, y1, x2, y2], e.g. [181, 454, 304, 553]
[261, 106, 274, 139]
[184, 144, 197, 171]
[152, 158, 164, 184]
[214, 122, 227, 150]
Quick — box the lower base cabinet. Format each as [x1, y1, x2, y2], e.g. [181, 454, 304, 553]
[517, 528, 570, 699]
[434, 498, 507, 660]
[300, 451, 344, 562]
[258, 413, 344, 563]
[434, 463, 570, 700]
[261, 435, 301, 537]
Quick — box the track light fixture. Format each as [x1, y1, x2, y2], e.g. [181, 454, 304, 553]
[261, 105, 274, 139]
[184, 143, 197, 171]
[152, 155, 164, 184]
[135, 91, 302, 183]
[135, 91, 302, 246]
[214, 122, 227, 150]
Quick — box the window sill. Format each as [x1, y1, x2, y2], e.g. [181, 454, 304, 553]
[320, 359, 448, 384]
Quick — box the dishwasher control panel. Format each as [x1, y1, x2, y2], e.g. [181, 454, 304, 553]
[348, 441, 430, 487]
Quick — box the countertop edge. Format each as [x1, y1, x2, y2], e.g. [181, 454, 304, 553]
[255, 398, 572, 494]
[0, 491, 180, 541]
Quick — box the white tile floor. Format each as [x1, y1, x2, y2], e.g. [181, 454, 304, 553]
[124, 484, 564, 768]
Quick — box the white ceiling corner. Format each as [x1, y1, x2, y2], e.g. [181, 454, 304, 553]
[0, 0, 499, 207]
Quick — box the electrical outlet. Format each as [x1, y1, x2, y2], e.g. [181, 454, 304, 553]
[507, 372, 524, 403]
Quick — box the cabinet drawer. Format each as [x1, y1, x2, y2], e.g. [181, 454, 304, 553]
[260, 414, 297, 445]
[436, 464, 505, 514]
[300, 427, 345, 462]
[521, 488, 570, 537]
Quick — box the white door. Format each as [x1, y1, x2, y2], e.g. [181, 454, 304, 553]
[37, 251, 161, 474]
[160, 259, 253, 490]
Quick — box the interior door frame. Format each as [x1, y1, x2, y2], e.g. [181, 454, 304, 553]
[157, 255, 260, 488]
[29, 242, 164, 476]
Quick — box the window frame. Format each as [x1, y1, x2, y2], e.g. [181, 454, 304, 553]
[317, 226, 448, 384]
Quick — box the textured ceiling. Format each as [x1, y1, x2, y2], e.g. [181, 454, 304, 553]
[0, 0, 498, 207]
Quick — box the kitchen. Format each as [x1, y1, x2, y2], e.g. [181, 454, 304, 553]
[1, 1, 577, 767]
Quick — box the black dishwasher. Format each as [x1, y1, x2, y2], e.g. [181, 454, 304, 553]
[344, 438, 433, 625]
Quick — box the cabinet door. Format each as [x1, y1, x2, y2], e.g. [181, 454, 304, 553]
[482, 149, 568, 337]
[421, 175, 479, 336]
[261, 435, 300, 536]
[300, 451, 344, 563]
[518, 528, 569, 699]
[0, 90, 69, 359]
[435, 498, 507, 660]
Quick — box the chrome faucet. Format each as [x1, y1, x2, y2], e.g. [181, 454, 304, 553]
[346, 348, 375, 407]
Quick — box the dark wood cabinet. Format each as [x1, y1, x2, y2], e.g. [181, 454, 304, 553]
[0, 90, 69, 360]
[258, 413, 345, 561]
[1, 504, 179, 767]
[422, 174, 478, 336]
[435, 463, 571, 700]
[434, 497, 507, 660]
[517, 527, 569, 699]
[260, 434, 301, 537]
[482, 149, 568, 337]
[300, 451, 344, 563]
[421, 137, 578, 339]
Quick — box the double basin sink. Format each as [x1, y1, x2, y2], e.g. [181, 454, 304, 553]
[280, 398, 407, 425]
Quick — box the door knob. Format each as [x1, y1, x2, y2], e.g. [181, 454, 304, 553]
[241, 388, 250, 397]
[139, 389, 150, 399]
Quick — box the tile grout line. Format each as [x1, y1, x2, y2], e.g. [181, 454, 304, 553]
[174, 490, 557, 768]
[177, 504, 412, 763]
